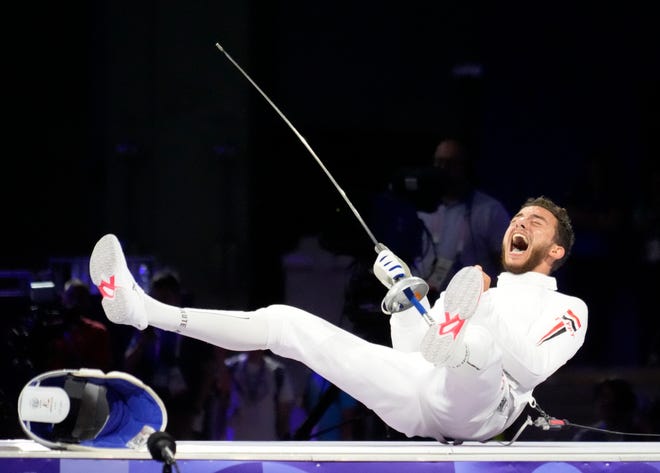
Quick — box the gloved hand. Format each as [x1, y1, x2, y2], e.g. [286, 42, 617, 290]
[373, 244, 430, 316]
[373, 246, 412, 289]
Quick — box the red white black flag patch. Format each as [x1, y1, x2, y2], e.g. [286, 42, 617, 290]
[537, 309, 582, 346]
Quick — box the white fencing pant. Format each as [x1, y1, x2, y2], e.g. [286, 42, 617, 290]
[148, 300, 512, 441]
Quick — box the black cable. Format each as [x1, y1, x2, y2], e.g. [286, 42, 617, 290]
[308, 414, 373, 439]
[529, 399, 660, 439]
[562, 420, 660, 439]
[292, 383, 341, 440]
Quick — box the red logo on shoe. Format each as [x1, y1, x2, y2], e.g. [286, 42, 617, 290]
[98, 275, 116, 299]
[437, 311, 465, 340]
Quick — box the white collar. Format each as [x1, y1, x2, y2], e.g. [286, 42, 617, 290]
[496, 271, 557, 291]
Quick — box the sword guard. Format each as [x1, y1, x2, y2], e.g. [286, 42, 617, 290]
[381, 276, 429, 314]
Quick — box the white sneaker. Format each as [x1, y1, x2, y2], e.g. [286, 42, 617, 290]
[89, 234, 149, 330]
[420, 266, 483, 366]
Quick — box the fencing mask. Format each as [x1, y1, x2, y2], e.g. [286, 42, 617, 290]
[18, 368, 167, 450]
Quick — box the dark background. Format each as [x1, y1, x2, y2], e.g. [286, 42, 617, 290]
[2, 1, 659, 439]
[6, 2, 658, 290]
[5, 0, 659, 345]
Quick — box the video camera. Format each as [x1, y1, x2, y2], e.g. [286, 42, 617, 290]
[388, 166, 446, 212]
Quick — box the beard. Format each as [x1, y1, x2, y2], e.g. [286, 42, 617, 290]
[501, 242, 550, 274]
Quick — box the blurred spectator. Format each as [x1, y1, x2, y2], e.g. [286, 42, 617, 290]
[573, 377, 648, 441]
[412, 136, 510, 300]
[340, 135, 510, 347]
[199, 346, 234, 440]
[40, 278, 113, 371]
[222, 350, 295, 440]
[298, 372, 361, 440]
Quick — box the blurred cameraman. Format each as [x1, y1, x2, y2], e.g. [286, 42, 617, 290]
[412, 136, 510, 300]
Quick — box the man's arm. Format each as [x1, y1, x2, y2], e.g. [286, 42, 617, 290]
[485, 294, 588, 390]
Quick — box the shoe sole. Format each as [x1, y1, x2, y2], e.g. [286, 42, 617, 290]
[90, 234, 122, 284]
[89, 234, 135, 326]
[420, 266, 483, 365]
[443, 266, 483, 322]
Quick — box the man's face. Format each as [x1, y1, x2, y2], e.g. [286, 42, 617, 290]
[501, 205, 561, 274]
[433, 140, 469, 197]
[433, 140, 466, 177]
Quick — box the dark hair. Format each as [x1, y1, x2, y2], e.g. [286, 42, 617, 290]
[151, 269, 181, 293]
[522, 196, 575, 271]
[432, 135, 479, 185]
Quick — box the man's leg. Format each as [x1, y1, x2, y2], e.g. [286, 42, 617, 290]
[421, 324, 512, 441]
[90, 234, 432, 438]
[90, 234, 511, 441]
[155, 304, 439, 438]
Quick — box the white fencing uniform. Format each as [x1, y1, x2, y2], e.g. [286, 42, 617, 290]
[162, 270, 587, 442]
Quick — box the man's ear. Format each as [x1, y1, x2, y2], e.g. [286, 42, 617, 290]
[549, 244, 565, 261]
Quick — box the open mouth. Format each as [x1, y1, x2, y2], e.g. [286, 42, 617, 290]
[510, 233, 529, 254]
